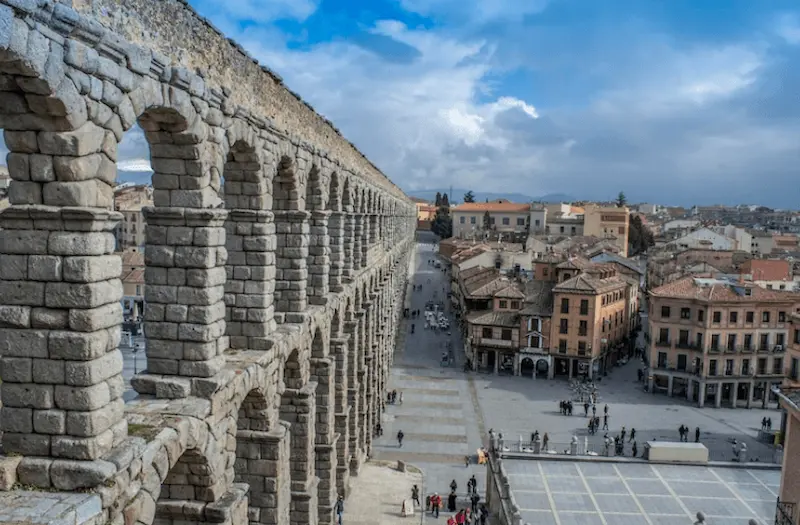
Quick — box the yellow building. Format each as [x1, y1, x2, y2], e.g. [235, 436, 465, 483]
[648, 275, 800, 408]
[115, 185, 152, 250]
[583, 204, 629, 257]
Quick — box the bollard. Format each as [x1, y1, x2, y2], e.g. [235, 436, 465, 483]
[397, 460, 406, 472]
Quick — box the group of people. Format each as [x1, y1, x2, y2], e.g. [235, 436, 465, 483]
[678, 424, 700, 442]
[603, 433, 638, 457]
[761, 417, 774, 431]
[559, 400, 575, 415]
[387, 390, 403, 405]
[423, 476, 488, 524]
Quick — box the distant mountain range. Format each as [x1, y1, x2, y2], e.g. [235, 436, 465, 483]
[406, 188, 575, 204]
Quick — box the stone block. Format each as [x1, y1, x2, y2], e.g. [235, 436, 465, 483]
[0, 328, 48, 358]
[50, 458, 116, 490]
[146, 339, 184, 360]
[0, 406, 32, 433]
[54, 381, 110, 411]
[4, 432, 52, 457]
[49, 231, 114, 256]
[17, 457, 53, 487]
[34, 408, 67, 434]
[30, 153, 55, 182]
[4, 130, 38, 153]
[7, 152, 30, 181]
[187, 266, 226, 287]
[62, 255, 121, 283]
[152, 376, 191, 399]
[0, 455, 23, 490]
[51, 430, 114, 460]
[64, 351, 122, 387]
[38, 125, 105, 156]
[174, 246, 215, 268]
[178, 356, 223, 377]
[28, 254, 62, 281]
[32, 358, 65, 384]
[0, 255, 27, 280]
[0, 229, 49, 254]
[0, 305, 31, 328]
[48, 329, 111, 361]
[68, 301, 122, 332]
[45, 279, 122, 309]
[66, 397, 124, 436]
[8, 180, 42, 205]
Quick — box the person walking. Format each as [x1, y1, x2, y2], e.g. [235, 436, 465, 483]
[695, 427, 700, 443]
[450, 479, 458, 493]
[412, 485, 421, 509]
[592, 404, 597, 417]
[469, 475, 477, 495]
[632, 441, 638, 458]
[335, 495, 344, 525]
[629, 428, 636, 442]
[471, 492, 481, 514]
[397, 430, 404, 447]
[604, 404, 609, 416]
[464, 454, 470, 467]
[479, 504, 489, 525]
[542, 433, 549, 451]
[399, 392, 404, 404]
[620, 427, 627, 442]
[447, 491, 457, 512]
[431, 493, 441, 518]
[584, 402, 590, 417]
[603, 415, 609, 430]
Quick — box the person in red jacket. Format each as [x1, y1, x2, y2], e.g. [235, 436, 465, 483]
[430, 493, 441, 518]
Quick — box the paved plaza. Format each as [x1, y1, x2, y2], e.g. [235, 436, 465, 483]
[505, 459, 781, 525]
[373, 234, 784, 508]
[341, 461, 423, 525]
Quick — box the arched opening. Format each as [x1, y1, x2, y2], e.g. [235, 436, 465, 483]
[305, 165, 329, 304]
[310, 327, 338, 520]
[536, 358, 550, 378]
[341, 177, 355, 283]
[222, 139, 274, 349]
[280, 348, 320, 523]
[329, 307, 350, 496]
[327, 172, 344, 292]
[521, 357, 535, 378]
[234, 388, 291, 525]
[272, 155, 308, 321]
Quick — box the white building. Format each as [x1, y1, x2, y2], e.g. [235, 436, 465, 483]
[637, 203, 660, 215]
[661, 219, 701, 232]
[712, 224, 752, 253]
[667, 227, 735, 251]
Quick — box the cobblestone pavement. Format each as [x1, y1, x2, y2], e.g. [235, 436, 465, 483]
[373, 233, 783, 512]
[340, 461, 423, 525]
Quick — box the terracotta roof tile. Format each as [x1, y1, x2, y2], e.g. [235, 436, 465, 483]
[650, 275, 800, 303]
[453, 202, 530, 213]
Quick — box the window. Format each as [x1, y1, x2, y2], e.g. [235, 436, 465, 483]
[729, 311, 738, 323]
[762, 311, 771, 323]
[773, 357, 784, 375]
[502, 217, 510, 226]
[517, 218, 525, 226]
[680, 308, 691, 319]
[459, 216, 466, 224]
[501, 329, 512, 340]
[561, 298, 569, 314]
[727, 334, 736, 351]
[725, 359, 734, 376]
[746, 311, 754, 323]
[658, 328, 669, 344]
[559, 318, 568, 334]
[482, 327, 492, 338]
[579, 320, 588, 337]
[490, 217, 495, 225]
[777, 333, 785, 347]
[698, 309, 705, 322]
[470, 216, 476, 224]
[696, 332, 703, 348]
[678, 330, 689, 346]
[571, 227, 577, 234]
[795, 329, 800, 345]
[791, 358, 799, 381]
[580, 299, 589, 315]
[510, 300, 520, 309]
[499, 300, 508, 309]
[760, 333, 769, 350]
[135, 285, 141, 295]
[710, 334, 720, 350]
[779, 311, 787, 323]
[560, 226, 565, 233]
[543, 268, 549, 276]
[744, 334, 753, 350]
[742, 359, 750, 376]
[709, 359, 717, 376]
[712, 311, 721, 323]
[559, 339, 567, 353]
[661, 306, 671, 319]
[758, 357, 767, 374]
[677, 354, 687, 371]
[578, 341, 587, 355]
[657, 352, 667, 368]
[535, 219, 540, 227]
[530, 335, 541, 348]
[619, 226, 626, 235]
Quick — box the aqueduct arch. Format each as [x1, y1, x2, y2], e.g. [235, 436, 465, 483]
[0, 1, 416, 524]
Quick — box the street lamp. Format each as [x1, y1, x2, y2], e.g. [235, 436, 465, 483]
[133, 343, 142, 374]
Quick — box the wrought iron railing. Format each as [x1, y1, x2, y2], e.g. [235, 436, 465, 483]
[775, 498, 795, 525]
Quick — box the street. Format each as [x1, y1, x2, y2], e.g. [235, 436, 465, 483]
[372, 232, 782, 507]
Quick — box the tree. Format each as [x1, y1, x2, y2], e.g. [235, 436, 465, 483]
[616, 191, 627, 208]
[434, 192, 442, 207]
[628, 214, 655, 255]
[442, 193, 450, 207]
[463, 190, 475, 203]
[483, 211, 491, 230]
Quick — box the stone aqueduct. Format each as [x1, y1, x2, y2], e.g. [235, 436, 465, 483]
[0, 1, 417, 524]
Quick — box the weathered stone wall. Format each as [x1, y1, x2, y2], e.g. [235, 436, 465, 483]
[0, 1, 417, 524]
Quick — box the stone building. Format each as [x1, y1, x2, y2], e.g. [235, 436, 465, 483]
[451, 200, 530, 239]
[465, 281, 524, 373]
[583, 204, 630, 257]
[647, 276, 800, 408]
[0, 2, 416, 525]
[114, 184, 153, 250]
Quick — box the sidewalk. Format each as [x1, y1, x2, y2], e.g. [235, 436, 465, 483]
[342, 460, 424, 525]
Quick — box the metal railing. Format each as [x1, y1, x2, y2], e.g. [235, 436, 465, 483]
[775, 498, 796, 525]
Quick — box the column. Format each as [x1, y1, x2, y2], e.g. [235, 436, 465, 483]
[698, 381, 706, 408]
[667, 375, 674, 397]
[224, 209, 276, 350]
[731, 381, 738, 408]
[307, 210, 330, 305]
[344, 319, 362, 475]
[762, 383, 769, 408]
[687, 379, 694, 402]
[274, 210, 309, 322]
[327, 211, 346, 292]
[0, 206, 127, 478]
[357, 310, 369, 454]
[137, 207, 228, 391]
[235, 425, 292, 525]
[281, 382, 319, 525]
[715, 384, 722, 408]
[331, 337, 351, 496]
[746, 381, 753, 409]
[341, 211, 355, 283]
[311, 357, 338, 523]
[351, 213, 364, 272]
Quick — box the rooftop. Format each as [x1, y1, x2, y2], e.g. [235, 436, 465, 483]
[522, 280, 555, 317]
[500, 458, 780, 525]
[554, 273, 627, 294]
[650, 275, 800, 302]
[466, 310, 520, 327]
[452, 201, 531, 213]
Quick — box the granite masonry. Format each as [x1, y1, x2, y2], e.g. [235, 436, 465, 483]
[0, 1, 416, 524]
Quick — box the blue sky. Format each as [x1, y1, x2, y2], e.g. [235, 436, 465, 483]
[114, 1, 800, 207]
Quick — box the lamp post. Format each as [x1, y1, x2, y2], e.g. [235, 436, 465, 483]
[133, 343, 142, 374]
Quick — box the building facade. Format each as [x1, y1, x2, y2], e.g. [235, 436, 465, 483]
[452, 201, 531, 239]
[583, 205, 630, 257]
[648, 276, 800, 408]
[114, 184, 153, 250]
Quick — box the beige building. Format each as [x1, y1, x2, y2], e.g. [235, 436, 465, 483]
[550, 263, 632, 379]
[452, 200, 530, 239]
[648, 276, 800, 408]
[775, 387, 800, 524]
[115, 185, 153, 250]
[583, 204, 629, 257]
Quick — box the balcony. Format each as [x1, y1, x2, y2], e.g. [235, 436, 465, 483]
[775, 498, 795, 525]
[655, 339, 671, 347]
[708, 347, 721, 354]
[480, 338, 516, 348]
[675, 341, 701, 350]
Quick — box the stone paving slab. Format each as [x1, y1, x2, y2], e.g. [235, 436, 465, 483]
[341, 461, 423, 525]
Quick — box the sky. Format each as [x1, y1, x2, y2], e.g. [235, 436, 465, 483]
[10, 0, 800, 207]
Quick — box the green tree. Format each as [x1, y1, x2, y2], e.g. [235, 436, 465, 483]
[463, 190, 475, 203]
[628, 214, 655, 255]
[435, 192, 442, 207]
[616, 191, 627, 208]
[483, 210, 491, 230]
[442, 193, 450, 207]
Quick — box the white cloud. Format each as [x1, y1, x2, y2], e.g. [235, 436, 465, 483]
[191, 0, 318, 25]
[776, 13, 800, 45]
[399, 0, 550, 21]
[117, 159, 152, 172]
